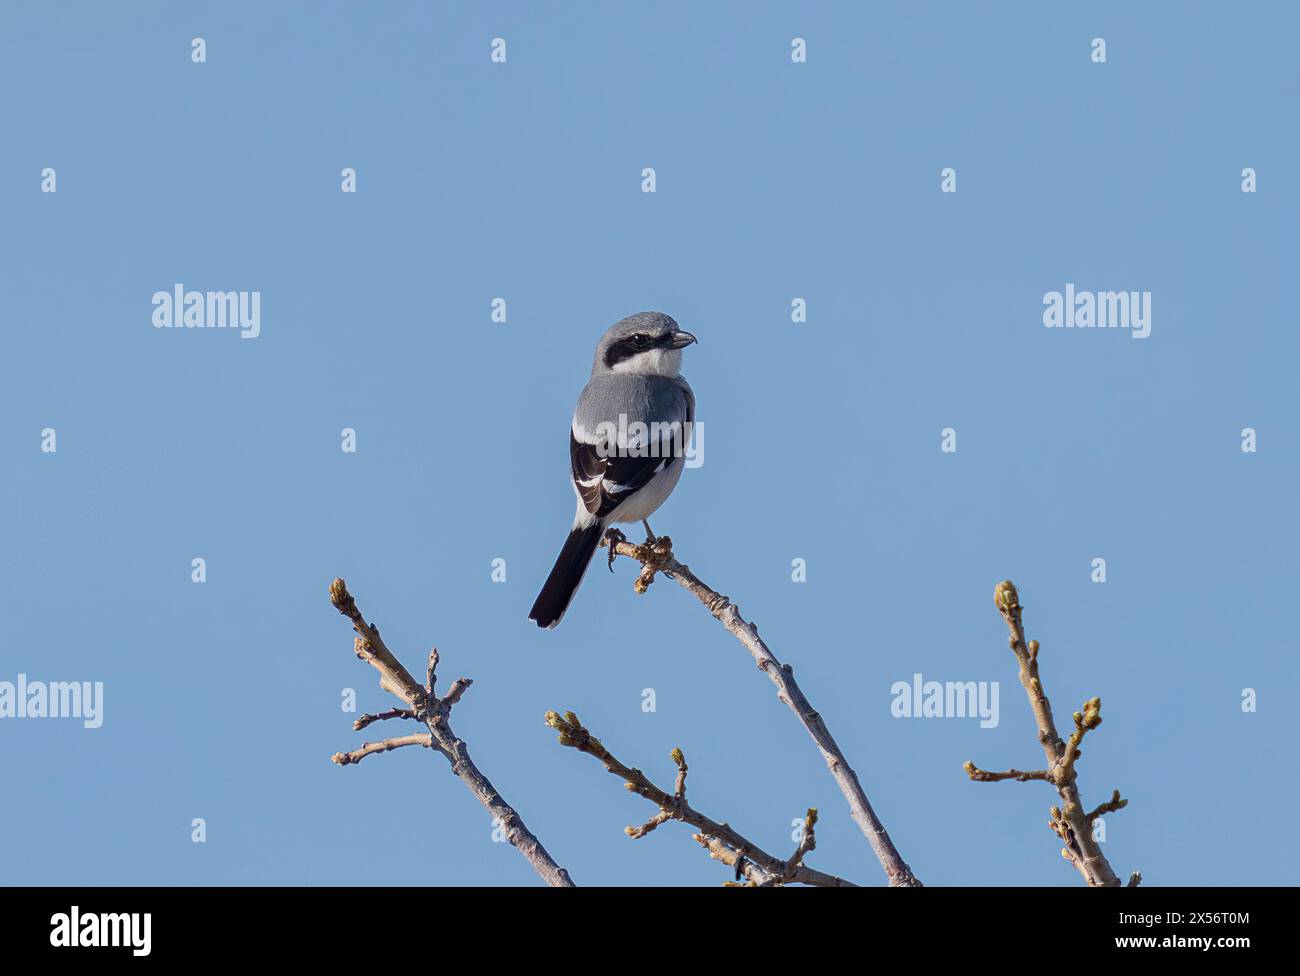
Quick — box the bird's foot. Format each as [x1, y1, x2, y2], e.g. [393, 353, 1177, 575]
[602, 527, 628, 572]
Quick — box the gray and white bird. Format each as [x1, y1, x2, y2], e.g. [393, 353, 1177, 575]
[529, 312, 697, 629]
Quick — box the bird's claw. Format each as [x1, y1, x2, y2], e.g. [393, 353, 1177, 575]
[603, 527, 627, 572]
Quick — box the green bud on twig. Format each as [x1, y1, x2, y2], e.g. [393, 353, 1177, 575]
[994, 580, 1019, 612]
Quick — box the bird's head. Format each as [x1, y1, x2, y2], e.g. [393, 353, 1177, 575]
[594, 311, 697, 378]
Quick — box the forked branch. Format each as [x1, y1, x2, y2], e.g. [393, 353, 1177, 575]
[603, 534, 919, 886]
[327, 578, 574, 887]
[964, 580, 1138, 887]
[545, 709, 856, 887]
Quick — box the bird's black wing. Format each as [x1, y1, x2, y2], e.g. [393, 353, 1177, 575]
[570, 431, 672, 519]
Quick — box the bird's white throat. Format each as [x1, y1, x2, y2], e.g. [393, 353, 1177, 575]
[609, 346, 683, 378]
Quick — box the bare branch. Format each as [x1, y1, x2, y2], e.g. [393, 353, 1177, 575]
[787, 808, 818, 874]
[694, 833, 780, 886]
[353, 707, 418, 732]
[1086, 789, 1129, 823]
[602, 535, 919, 887]
[1061, 697, 1102, 778]
[545, 709, 857, 887]
[966, 580, 1136, 887]
[963, 762, 1050, 783]
[332, 733, 433, 766]
[329, 578, 575, 888]
[425, 647, 439, 695]
[627, 810, 673, 840]
[442, 677, 473, 709]
[329, 578, 427, 705]
[671, 746, 688, 801]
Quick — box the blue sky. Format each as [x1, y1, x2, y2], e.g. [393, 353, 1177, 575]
[1, 1, 1295, 886]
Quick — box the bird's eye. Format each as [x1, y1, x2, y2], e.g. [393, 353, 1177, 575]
[631, 334, 650, 348]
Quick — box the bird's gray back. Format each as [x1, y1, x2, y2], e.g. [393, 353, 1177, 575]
[574, 372, 693, 430]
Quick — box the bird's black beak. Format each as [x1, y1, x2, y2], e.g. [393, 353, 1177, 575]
[668, 330, 698, 349]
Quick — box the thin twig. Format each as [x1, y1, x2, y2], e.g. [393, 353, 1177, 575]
[964, 580, 1137, 887]
[962, 763, 1050, 783]
[353, 707, 418, 732]
[443, 678, 473, 709]
[332, 733, 433, 766]
[545, 709, 858, 887]
[425, 647, 440, 695]
[787, 808, 818, 875]
[1086, 789, 1129, 824]
[329, 578, 575, 888]
[602, 534, 919, 886]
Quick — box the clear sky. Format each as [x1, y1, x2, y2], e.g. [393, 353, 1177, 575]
[1, 1, 1294, 886]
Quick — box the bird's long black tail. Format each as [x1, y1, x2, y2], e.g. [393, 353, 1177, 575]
[529, 521, 603, 629]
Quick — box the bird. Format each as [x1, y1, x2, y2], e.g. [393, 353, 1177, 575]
[529, 312, 697, 629]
